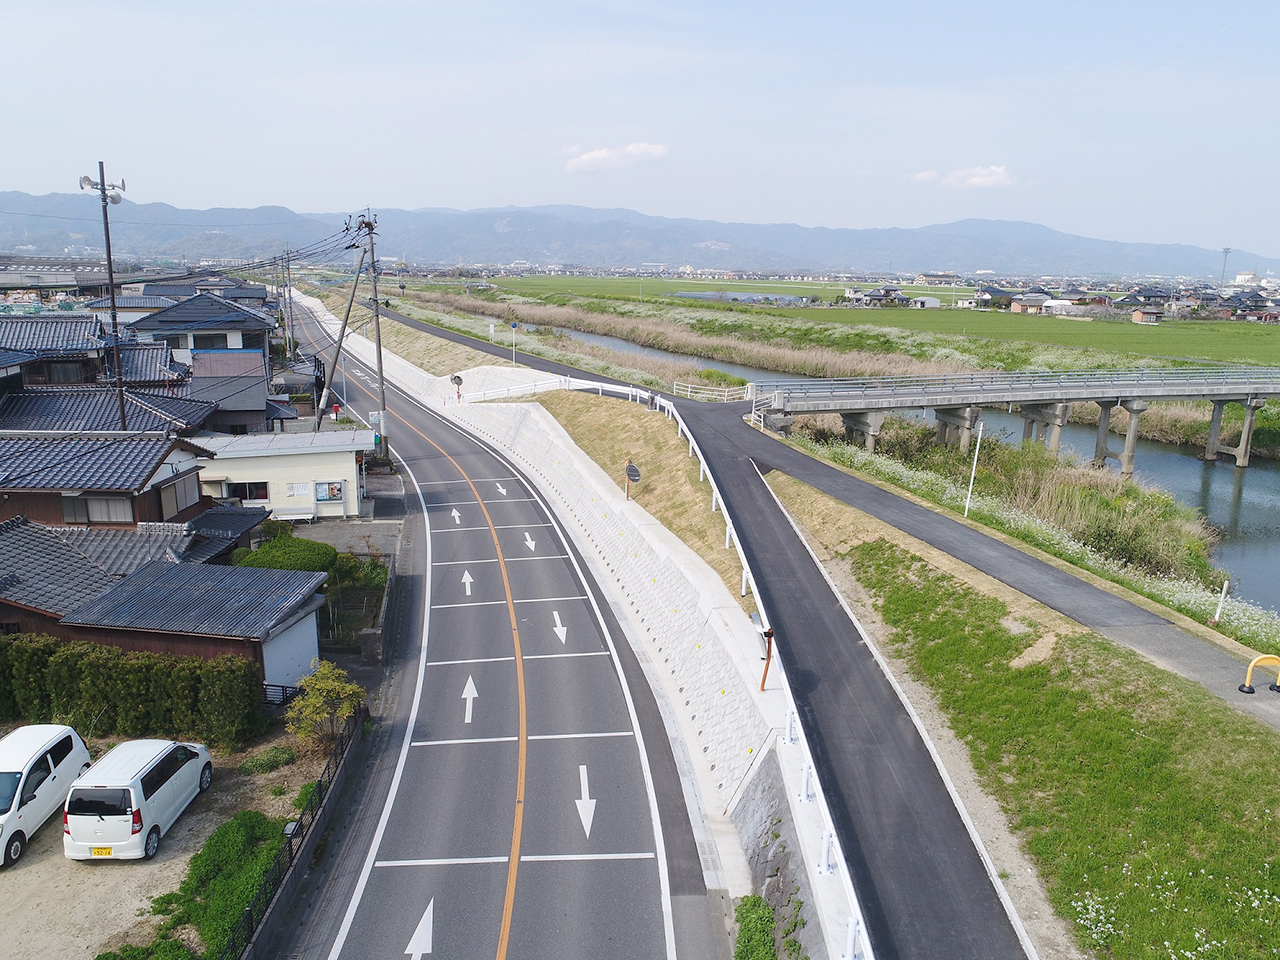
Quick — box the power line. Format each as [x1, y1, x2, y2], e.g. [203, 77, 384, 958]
[0, 208, 341, 229]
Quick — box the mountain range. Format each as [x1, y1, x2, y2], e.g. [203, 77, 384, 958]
[1, 191, 1273, 279]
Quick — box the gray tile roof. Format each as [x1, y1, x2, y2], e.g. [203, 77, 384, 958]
[0, 516, 116, 616]
[184, 375, 268, 411]
[84, 296, 176, 310]
[0, 387, 215, 433]
[0, 349, 32, 369]
[62, 560, 326, 640]
[0, 433, 187, 491]
[186, 504, 267, 541]
[141, 284, 197, 299]
[0, 317, 104, 353]
[48, 523, 191, 576]
[113, 342, 188, 384]
[132, 294, 276, 333]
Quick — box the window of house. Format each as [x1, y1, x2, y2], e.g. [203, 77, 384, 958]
[227, 481, 269, 501]
[85, 497, 134, 523]
[49, 362, 84, 384]
[192, 333, 228, 350]
[159, 472, 201, 520]
[0, 623, 20, 636]
[161, 334, 187, 350]
[241, 332, 265, 350]
[62, 496, 90, 523]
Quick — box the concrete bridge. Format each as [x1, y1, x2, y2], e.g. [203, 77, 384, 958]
[751, 367, 1280, 474]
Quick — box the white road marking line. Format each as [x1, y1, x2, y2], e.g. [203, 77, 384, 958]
[416, 477, 519, 486]
[432, 555, 569, 566]
[435, 497, 536, 506]
[553, 610, 568, 644]
[524, 651, 610, 661]
[575, 765, 596, 838]
[521, 853, 656, 862]
[462, 675, 478, 724]
[529, 730, 633, 740]
[411, 731, 633, 747]
[461, 570, 474, 595]
[413, 736, 517, 747]
[523, 531, 536, 551]
[376, 856, 509, 867]
[428, 651, 608, 666]
[433, 523, 554, 534]
[431, 595, 588, 610]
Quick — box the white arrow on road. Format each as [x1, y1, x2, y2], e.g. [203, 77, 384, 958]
[495, 482, 508, 496]
[575, 764, 596, 838]
[461, 570, 474, 596]
[552, 611, 568, 645]
[450, 508, 461, 525]
[462, 676, 478, 724]
[524, 531, 536, 552]
[405, 897, 434, 958]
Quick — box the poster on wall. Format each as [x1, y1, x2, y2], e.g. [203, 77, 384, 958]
[315, 481, 344, 502]
[285, 482, 311, 498]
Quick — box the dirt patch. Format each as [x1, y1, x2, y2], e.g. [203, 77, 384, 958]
[1, 726, 326, 959]
[1010, 633, 1058, 669]
[767, 473, 1087, 960]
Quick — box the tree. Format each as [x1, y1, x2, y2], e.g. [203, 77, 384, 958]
[286, 660, 365, 742]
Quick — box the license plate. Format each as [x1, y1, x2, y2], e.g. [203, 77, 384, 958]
[92, 847, 112, 857]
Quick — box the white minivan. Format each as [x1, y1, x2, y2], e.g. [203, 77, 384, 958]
[63, 739, 212, 861]
[0, 724, 92, 866]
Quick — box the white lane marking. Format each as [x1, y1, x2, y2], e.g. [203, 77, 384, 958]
[495, 482, 508, 496]
[325, 451, 434, 960]
[431, 595, 588, 610]
[416, 477, 519, 486]
[412, 731, 633, 747]
[405, 898, 434, 958]
[436, 497, 536, 506]
[462, 675, 478, 724]
[433, 523, 554, 533]
[377, 856, 509, 867]
[432, 555, 569, 567]
[428, 651, 608, 667]
[575, 765, 596, 839]
[523, 531, 536, 552]
[450, 508, 461, 525]
[461, 570, 474, 596]
[522, 852, 656, 862]
[553, 611, 568, 645]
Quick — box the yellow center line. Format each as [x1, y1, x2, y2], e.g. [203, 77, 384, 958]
[298, 313, 528, 958]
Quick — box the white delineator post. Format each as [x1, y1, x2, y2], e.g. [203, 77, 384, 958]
[964, 419, 985, 518]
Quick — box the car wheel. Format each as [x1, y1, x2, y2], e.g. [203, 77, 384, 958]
[144, 827, 160, 861]
[199, 762, 213, 793]
[81, 762, 91, 775]
[3, 832, 25, 867]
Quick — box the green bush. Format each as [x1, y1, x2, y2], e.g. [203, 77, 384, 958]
[260, 518, 294, 541]
[94, 941, 194, 960]
[238, 745, 296, 775]
[735, 896, 777, 960]
[292, 778, 328, 811]
[236, 536, 337, 573]
[0, 635, 263, 746]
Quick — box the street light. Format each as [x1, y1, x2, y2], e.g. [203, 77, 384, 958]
[80, 163, 128, 430]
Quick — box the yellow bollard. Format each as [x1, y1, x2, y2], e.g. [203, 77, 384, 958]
[1238, 655, 1280, 694]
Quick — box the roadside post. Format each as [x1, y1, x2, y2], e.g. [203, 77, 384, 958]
[451, 374, 463, 402]
[624, 459, 641, 500]
[760, 627, 775, 691]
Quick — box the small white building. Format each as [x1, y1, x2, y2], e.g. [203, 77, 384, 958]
[910, 296, 942, 309]
[196, 430, 376, 521]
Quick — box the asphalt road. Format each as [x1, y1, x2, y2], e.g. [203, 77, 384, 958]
[268, 303, 718, 959]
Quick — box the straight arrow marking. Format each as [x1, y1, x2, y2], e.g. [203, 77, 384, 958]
[462, 675, 478, 724]
[552, 611, 568, 645]
[461, 570, 474, 596]
[405, 897, 434, 958]
[495, 482, 508, 496]
[524, 531, 536, 552]
[450, 508, 461, 524]
[575, 764, 596, 838]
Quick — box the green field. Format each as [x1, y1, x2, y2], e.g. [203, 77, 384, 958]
[491, 275, 854, 300]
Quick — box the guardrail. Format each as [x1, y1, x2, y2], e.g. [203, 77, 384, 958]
[214, 709, 366, 960]
[654, 395, 875, 960]
[673, 381, 749, 402]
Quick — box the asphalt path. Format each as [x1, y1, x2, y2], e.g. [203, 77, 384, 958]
[268, 303, 718, 959]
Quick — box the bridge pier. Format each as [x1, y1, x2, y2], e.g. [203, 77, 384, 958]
[1205, 397, 1266, 468]
[933, 405, 982, 453]
[1093, 399, 1148, 476]
[841, 411, 887, 451]
[1019, 402, 1071, 453]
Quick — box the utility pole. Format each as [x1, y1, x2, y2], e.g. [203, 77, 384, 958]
[1221, 247, 1232, 288]
[284, 247, 295, 360]
[358, 211, 389, 459]
[81, 163, 128, 430]
[313, 244, 367, 432]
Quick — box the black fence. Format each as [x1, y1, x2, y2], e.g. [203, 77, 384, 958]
[262, 682, 301, 706]
[212, 708, 365, 960]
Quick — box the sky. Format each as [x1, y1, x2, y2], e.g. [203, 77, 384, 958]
[8, 0, 1280, 254]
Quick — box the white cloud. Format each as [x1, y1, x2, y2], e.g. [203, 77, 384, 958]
[565, 142, 669, 172]
[941, 164, 1014, 188]
[911, 170, 939, 182]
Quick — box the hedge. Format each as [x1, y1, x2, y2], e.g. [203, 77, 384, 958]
[0, 635, 264, 748]
[235, 536, 337, 573]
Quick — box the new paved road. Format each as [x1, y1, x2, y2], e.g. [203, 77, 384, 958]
[268, 304, 718, 959]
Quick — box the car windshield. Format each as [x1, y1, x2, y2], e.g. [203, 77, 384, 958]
[0, 772, 19, 812]
[67, 788, 131, 817]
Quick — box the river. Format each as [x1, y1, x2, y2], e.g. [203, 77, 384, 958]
[540, 325, 1280, 610]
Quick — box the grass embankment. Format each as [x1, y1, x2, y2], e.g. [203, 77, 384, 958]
[788, 422, 1280, 653]
[532, 392, 750, 612]
[779, 511, 1280, 957]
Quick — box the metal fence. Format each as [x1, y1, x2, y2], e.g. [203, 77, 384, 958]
[261, 683, 300, 706]
[212, 708, 366, 960]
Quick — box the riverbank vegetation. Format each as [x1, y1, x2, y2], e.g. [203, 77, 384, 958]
[818, 535, 1280, 958]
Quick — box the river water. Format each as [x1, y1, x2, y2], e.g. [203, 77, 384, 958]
[542, 325, 1280, 610]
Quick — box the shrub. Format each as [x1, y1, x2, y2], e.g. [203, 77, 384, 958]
[94, 942, 194, 960]
[734, 896, 777, 960]
[238, 745, 296, 775]
[260, 519, 294, 541]
[198, 656, 264, 749]
[0, 640, 14, 720]
[293, 778, 328, 811]
[286, 660, 364, 742]
[236, 536, 337, 573]
[8, 635, 56, 719]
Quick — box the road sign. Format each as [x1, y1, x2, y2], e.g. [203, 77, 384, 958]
[625, 462, 641, 483]
[368, 410, 381, 425]
[450, 374, 463, 386]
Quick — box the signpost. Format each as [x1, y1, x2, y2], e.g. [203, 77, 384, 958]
[450, 374, 463, 402]
[624, 460, 641, 500]
[511, 321, 518, 365]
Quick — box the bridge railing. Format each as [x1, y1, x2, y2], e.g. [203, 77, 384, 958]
[672, 381, 749, 402]
[753, 366, 1280, 401]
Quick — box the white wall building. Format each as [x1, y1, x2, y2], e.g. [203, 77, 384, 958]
[196, 430, 375, 521]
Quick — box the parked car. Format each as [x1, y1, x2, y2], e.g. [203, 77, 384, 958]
[0, 724, 92, 866]
[63, 740, 212, 861]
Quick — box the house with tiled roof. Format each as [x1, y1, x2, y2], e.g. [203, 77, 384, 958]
[131, 293, 275, 365]
[84, 295, 175, 327]
[0, 386, 214, 434]
[0, 315, 106, 385]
